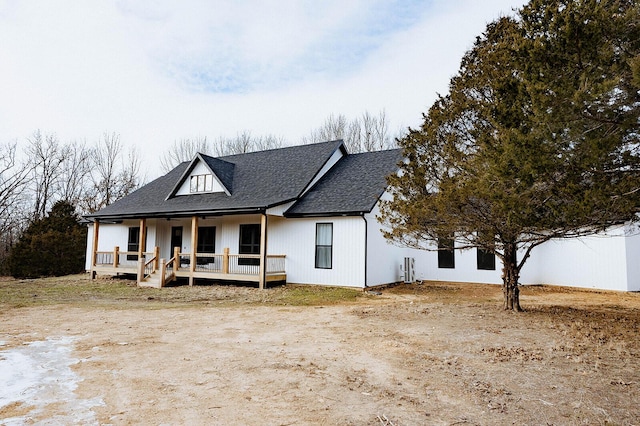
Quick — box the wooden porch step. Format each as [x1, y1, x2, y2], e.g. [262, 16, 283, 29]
[139, 272, 162, 289]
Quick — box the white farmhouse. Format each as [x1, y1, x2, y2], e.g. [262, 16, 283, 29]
[85, 140, 640, 291]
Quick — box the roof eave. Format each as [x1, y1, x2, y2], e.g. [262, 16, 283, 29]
[284, 209, 370, 218]
[87, 206, 266, 221]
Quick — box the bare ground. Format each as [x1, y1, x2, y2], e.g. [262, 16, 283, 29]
[1, 277, 639, 425]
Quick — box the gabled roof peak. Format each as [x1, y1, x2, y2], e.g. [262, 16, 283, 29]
[165, 152, 235, 199]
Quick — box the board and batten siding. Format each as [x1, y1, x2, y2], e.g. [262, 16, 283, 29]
[218, 215, 260, 254]
[520, 225, 638, 291]
[365, 205, 408, 286]
[419, 245, 504, 285]
[625, 223, 640, 291]
[268, 216, 366, 287]
[84, 219, 157, 270]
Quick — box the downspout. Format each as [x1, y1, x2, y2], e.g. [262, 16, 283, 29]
[362, 213, 368, 288]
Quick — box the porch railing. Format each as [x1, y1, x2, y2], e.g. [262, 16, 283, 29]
[94, 246, 285, 286]
[94, 246, 156, 269]
[267, 255, 286, 274]
[229, 254, 260, 275]
[139, 256, 156, 281]
[162, 256, 177, 285]
[176, 250, 285, 275]
[194, 253, 224, 273]
[137, 247, 160, 283]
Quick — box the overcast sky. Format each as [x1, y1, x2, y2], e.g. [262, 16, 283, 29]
[0, 0, 527, 178]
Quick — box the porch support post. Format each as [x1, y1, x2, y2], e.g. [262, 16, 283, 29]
[139, 218, 147, 259]
[113, 246, 119, 268]
[173, 247, 180, 275]
[189, 216, 198, 286]
[223, 247, 230, 274]
[259, 213, 268, 290]
[160, 258, 167, 287]
[90, 220, 100, 279]
[153, 246, 159, 271]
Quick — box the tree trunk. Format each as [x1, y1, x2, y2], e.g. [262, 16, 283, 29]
[502, 242, 522, 311]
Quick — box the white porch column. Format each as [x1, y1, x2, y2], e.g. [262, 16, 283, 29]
[259, 213, 268, 290]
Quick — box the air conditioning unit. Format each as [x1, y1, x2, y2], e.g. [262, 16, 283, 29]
[403, 257, 415, 283]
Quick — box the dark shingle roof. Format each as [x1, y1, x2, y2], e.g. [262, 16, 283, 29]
[88, 140, 347, 220]
[201, 155, 235, 193]
[285, 149, 402, 217]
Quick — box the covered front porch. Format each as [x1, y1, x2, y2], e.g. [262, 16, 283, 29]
[88, 213, 286, 288]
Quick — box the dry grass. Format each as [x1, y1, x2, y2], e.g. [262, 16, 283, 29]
[0, 274, 367, 309]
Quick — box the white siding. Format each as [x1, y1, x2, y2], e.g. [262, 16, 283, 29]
[365, 207, 406, 286]
[401, 226, 637, 291]
[367, 203, 504, 286]
[416, 244, 504, 285]
[268, 216, 365, 287]
[84, 219, 156, 269]
[155, 221, 172, 259]
[520, 227, 630, 291]
[219, 215, 260, 254]
[625, 224, 640, 291]
[85, 224, 93, 270]
[86, 208, 640, 291]
[402, 230, 635, 291]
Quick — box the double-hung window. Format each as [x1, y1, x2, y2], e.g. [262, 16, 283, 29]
[315, 223, 333, 269]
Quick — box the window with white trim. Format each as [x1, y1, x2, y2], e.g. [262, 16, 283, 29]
[315, 223, 333, 269]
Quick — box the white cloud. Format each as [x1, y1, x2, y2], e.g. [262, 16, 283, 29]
[0, 0, 527, 177]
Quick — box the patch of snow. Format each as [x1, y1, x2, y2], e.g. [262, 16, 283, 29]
[0, 336, 103, 425]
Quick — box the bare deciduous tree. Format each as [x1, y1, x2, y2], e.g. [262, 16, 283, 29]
[0, 141, 31, 272]
[159, 133, 285, 171]
[27, 131, 66, 220]
[55, 140, 92, 208]
[83, 132, 142, 213]
[251, 134, 285, 153]
[212, 131, 285, 157]
[160, 137, 209, 173]
[304, 110, 401, 153]
[302, 114, 348, 145]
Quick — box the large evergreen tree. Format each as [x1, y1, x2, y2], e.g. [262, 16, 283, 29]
[8, 201, 87, 278]
[380, 0, 640, 310]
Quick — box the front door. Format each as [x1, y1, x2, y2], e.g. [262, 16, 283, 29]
[170, 226, 183, 258]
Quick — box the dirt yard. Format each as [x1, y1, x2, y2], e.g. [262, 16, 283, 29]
[1, 277, 639, 425]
